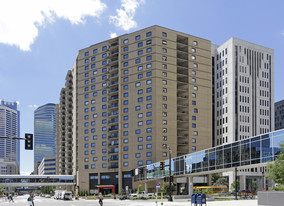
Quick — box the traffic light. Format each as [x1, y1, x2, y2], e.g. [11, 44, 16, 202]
[170, 175, 174, 182]
[159, 161, 165, 171]
[138, 168, 143, 175]
[25, 133, 33, 150]
[131, 169, 135, 176]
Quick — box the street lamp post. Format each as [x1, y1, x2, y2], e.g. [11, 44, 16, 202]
[168, 146, 173, 202]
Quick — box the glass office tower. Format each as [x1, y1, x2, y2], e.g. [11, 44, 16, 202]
[34, 103, 56, 174]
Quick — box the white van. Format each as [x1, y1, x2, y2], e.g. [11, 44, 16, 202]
[60, 191, 73, 200]
[54, 190, 64, 200]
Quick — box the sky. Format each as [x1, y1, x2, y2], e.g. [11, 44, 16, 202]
[1, 0, 284, 174]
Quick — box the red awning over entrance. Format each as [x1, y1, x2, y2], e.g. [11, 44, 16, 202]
[96, 185, 115, 194]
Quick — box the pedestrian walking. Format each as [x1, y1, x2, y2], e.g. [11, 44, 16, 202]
[27, 193, 34, 206]
[8, 194, 14, 203]
[98, 192, 103, 206]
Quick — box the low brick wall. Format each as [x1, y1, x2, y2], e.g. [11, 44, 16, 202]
[258, 191, 284, 206]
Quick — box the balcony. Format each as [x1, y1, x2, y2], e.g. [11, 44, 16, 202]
[109, 66, 118, 73]
[109, 155, 119, 162]
[109, 95, 119, 102]
[109, 103, 118, 110]
[178, 141, 189, 146]
[177, 118, 189, 122]
[177, 127, 189, 131]
[109, 110, 119, 117]
[177, 111, 189, 115]
[109, 126, 118, 132]
[109, 163, 119, 169]
[109, 88, 119, 95]
[177, 134, 189, 138]
[109, 73, 119, 80]
[109, 80, 119, 88]
[109, 141, 119, 147]
[109, 133, 119, 140]
[108, 149, 119, 154]
[108, 58, 118, 66]
[108, 118, 119, 126]
[177, 95, 188, 100]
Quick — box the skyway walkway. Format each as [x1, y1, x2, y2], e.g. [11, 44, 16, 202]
[134, 129, 284, 182]
[0, 175, 73, 187]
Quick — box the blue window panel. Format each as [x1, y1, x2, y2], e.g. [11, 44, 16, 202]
[146, 95, 152, 100]
[124, 54, 128, 59]
[138, 42, 143, 47]
[123, 47, 128, 51]
[136, 129, 141, 134]
[85, 66, 89, 70]
[85, 51, 89, 56]
[138, 50, 143, 55]
[147, 128, 152, 133]
[146, 136, 152, 141]
[91, 57, 96, 61]
[124, 108, 128, 113]
[102, 46, 107, 51]
[136, 59, 141, 64]
[135, 35, 141, 40]
[102, 61, 107, 65]
[146, 31, 152, 37]
[124, 62, 128, 67]
[147, 144, 152, 149]
[124, 131, 129, 136]
[91, 64, 96, 68]
[146, 87, 152, 93]
[146, 55, 152, 60]
[138, 97, 143, 102]
[124, 85, 129, 90]
[93, 49, 98, 54]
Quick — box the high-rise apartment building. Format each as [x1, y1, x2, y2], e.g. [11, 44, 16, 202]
[212, 38, 274, 146]
[57, 25, 213, 193]
[275, 99, 284, 130]
[0, 100, 20, 174]
[34, 103, 56, 174]
[212, 38, 274, 190]
[56, 70, 76, 176]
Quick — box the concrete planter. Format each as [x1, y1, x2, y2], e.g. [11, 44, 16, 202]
[258, 191, 284, 206]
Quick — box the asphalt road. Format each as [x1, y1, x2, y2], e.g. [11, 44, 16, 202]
[0, 194, 258, 206]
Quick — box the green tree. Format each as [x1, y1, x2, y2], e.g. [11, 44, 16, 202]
[137, 184, 143, 194]
[213, 177, 228, 187]
[230, 180, 240, 192]
[267, 143, 284, 184]
[161, 183, 167, 194]
[211, 173, 222, 185]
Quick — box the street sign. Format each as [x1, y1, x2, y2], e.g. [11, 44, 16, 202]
[156, 182, 160, 189]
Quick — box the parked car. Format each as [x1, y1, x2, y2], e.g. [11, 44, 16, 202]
[119, 195, 130, 200]
[45, 194, 51, 198]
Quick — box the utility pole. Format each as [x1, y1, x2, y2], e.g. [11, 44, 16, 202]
[168, 146, 173, 202]
[235, 167, 238, 200]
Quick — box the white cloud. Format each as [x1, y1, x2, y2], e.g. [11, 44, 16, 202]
[282, 32, 284, 36]
[109, 0, 144, 31]
[28, 105, 38, 108]
[0, 0, 107, 51]
[110, 32, 117, 38]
